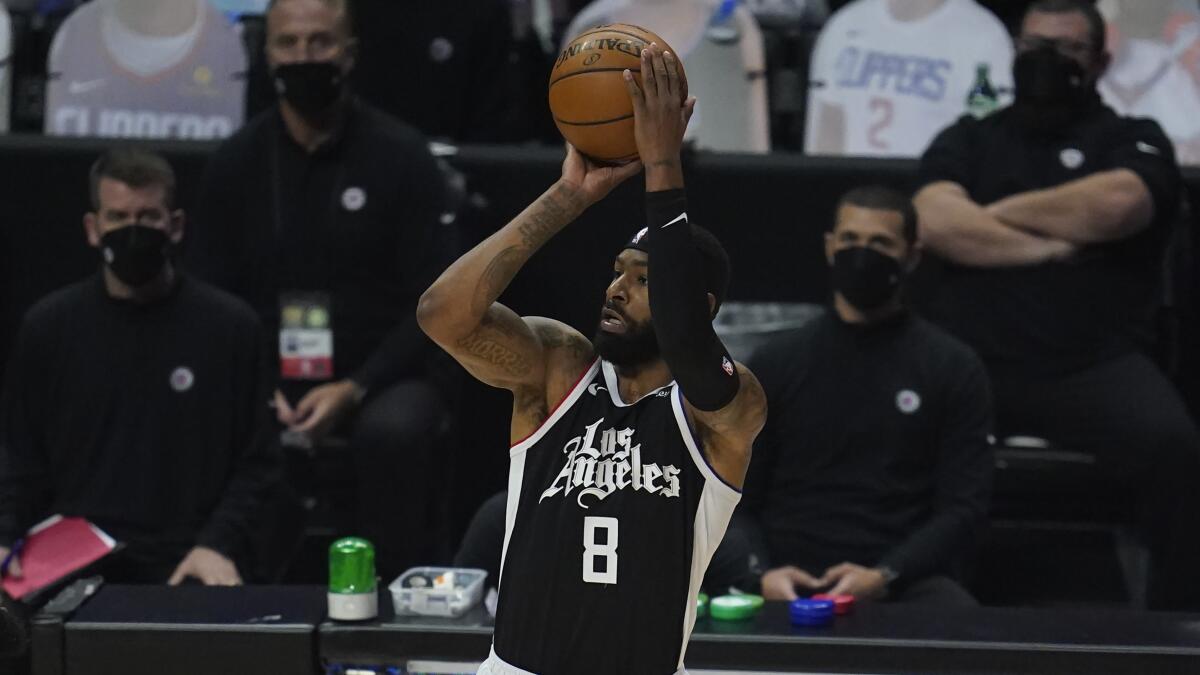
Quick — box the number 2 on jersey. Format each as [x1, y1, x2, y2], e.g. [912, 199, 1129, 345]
[582, 516, 618, 584]
[868, 97, 894, 150]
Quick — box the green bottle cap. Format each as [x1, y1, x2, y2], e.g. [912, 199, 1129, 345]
[709, 593, 764, 621]
[329, 537, 376, 595]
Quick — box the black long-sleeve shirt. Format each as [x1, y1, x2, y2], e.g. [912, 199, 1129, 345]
[0, 275, 280, 570]
[351, 0, 515, 142]
[187, 98, 449, 399]
[741, 309, 993, 586]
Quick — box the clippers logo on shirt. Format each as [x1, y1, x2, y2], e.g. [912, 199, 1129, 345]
[539, 417, 682, 509]
[896, 389, 921, 414]
[170, 366, 195, 392]
[341, 186, 367, 212]
[1060, 148, 1085, 169]
[806, 0, 1014, 157]
[45, 0, 246, 140]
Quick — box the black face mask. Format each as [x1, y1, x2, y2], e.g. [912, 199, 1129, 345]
[100, 225, 171, 287]
[272, 61, 345, 116]
[831, 246, 903, 311]
[1012, 45, 1092, 134]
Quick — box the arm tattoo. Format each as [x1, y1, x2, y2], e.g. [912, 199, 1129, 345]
[473, 246, 524, 315]
[516, 186, 579, 249]
[471, 189, 581, 314]
[535, 324, 594, 361]
[456, 321, 533, 378]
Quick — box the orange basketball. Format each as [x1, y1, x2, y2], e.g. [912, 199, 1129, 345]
[549, 24, 687, 163]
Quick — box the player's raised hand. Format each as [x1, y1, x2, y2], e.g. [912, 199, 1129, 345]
[559, 143, 643, 207]
[625, 43, 689, 189]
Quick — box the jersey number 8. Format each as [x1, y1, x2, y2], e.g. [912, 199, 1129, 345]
[583, 516, 618, 584]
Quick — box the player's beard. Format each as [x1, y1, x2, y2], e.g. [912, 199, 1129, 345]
[593, 310, 661, 369]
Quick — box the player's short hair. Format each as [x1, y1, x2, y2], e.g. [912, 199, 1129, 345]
[266, 0, 355, 37]
[89, 149, 177, 212]
[623, 224, 732, 317]
[1025, 0, 1106, 54]
[836, 185, 918, 245]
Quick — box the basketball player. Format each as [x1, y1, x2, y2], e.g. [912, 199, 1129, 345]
[45, 0, 245, 140]
[418, 45, 766, 675]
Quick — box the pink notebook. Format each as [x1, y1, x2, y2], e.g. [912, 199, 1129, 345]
[2, 515, 116, 599]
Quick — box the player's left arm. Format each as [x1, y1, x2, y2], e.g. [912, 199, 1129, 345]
[683, 365, 767, 488]
[987, 124, 1180, 244]
[628, 44, 767, 489]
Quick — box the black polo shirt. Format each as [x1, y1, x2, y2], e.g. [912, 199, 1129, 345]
[742, 310, 994, 584]
[189, 97, 449, 398]
[916, 97, 1181, 375]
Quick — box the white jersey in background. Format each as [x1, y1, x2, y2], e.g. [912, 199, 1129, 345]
[0, 4, 11, 133]
[806, 0, 1013, 157]
[45, 0, 246, 140]
[1098, 0, 1200, 166]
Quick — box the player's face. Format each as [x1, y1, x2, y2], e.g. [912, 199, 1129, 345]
[266, 0, 354, 70]
[1018, 11, 1105, 79]
[594, 249, 660, 367]
[85, 178, 183, 248]
[824, 204, 911, 268]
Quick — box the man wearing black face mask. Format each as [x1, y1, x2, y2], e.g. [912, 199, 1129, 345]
[189, 0, 451, 580]
[915, 0, 1200, 610]
[0, 149, 281, 587]
[732, 186, 993, 607]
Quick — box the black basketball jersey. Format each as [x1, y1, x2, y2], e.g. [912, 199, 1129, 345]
[490, 358, 741, 675]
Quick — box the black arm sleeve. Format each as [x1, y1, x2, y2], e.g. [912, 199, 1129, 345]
[195, 316, 283, 561]
[877, 353, 994, 582]
[0, 314, 54, 547]
[643, 189, 739, 411]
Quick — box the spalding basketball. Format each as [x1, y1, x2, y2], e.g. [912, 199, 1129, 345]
[549, 24, 687, 163]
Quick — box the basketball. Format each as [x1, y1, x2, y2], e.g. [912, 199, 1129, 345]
[549, 24, 688, 163]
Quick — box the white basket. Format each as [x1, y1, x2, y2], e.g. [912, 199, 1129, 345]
[390, 567, 488, 618]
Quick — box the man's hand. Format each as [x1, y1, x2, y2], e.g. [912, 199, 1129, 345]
[761, 565, 824, 601]
[167, 546, 242, 586]
[273, 389, 297, 426]
[289, 379, 365, 440]
[558, 143, 643, 208]
[821, 563, 888, 600]
[625, 43, 696, 191]
[0, 546, 22, 579]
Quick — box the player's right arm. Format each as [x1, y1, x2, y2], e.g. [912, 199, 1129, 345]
[417, 148, 642, 420]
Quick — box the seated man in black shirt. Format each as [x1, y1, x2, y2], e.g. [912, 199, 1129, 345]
[739, 187, 993, 607]
[914, 0, 1200, 610]
[0, 149, 280, 586]
[189, 0, 451, 579]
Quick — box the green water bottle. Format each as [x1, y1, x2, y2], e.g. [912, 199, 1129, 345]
[328, 537, 378, 620]
[966, 63, 999, 119]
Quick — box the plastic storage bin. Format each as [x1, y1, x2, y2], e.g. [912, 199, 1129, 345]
[390, 567, 488, 618]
